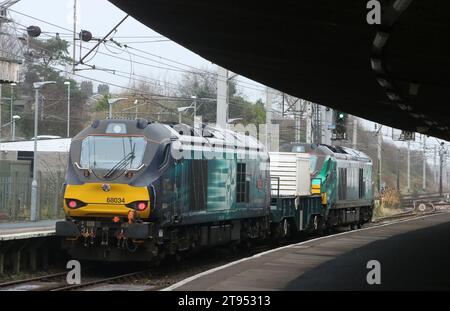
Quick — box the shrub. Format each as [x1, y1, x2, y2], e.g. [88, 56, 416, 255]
[381, 187, 401, 209]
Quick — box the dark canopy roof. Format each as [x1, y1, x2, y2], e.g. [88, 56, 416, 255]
[109, 0, 450, 140]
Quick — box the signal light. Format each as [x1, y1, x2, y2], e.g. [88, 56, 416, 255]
[68, 200, 77, 208]
[333, 111, 347, 141]
[113, 216, 120, 223]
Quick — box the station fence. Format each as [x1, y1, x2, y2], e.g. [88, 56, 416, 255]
[0, 171, 66, 222]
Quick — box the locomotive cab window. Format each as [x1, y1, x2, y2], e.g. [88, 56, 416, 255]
[80, 136, 147, 171]
[159, 144, 171, 169]
[309, 155, 318, 173]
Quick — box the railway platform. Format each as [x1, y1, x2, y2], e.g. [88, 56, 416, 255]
[165, 212, 450, 291]
[0, 220, 57, 241]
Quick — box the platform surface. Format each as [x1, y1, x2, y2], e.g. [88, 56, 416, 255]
[0, 220, 58, 241]
[166, 212, 450, 291]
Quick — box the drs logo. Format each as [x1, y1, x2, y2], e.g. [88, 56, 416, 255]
[107, 197, 125, 204]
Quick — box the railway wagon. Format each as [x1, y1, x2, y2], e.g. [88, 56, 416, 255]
[282, 143, 374, 231]
[268, 152, 323, 237]
[56, 119, 272, 261]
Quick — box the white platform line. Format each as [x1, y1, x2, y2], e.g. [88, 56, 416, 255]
[162, 211, 449, 291]
[0, 230, 55, 241]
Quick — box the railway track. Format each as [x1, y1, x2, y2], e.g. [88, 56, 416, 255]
[400, 192, 447, 209]
[0, 268, 156, 291]
[50, 269, 154, 291]
[1, 207, 446, 291]
[0, 271, 68, 290]
[372, 210, 415, 223]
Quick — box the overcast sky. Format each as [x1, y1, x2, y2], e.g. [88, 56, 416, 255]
[10, 0, 267, 100]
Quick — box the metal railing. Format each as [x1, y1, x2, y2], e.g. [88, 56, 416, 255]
[0, 171, 65, 222]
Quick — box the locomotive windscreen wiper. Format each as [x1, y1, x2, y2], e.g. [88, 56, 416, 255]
[103, 143, 136, 179]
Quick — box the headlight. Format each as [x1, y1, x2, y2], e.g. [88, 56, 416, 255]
[65, 199, 87, 209]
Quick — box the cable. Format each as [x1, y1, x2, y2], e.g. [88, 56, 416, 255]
[121, 44, 269, 91]
[13, 26, 180, 91]
[9, 9, 270, 93]
[23, 31, 262, 103]
[112, 35, 166, 39]
[82, 43, 101, 64]
[9, 8, 74, 33]
[0, 47, 216, 107]
[5, 34, 182, 102]
[4, 27, 280, 123]
[120, 40, 171, 44]
[11, 9, 200, 72]
[101, 42, 270, 94]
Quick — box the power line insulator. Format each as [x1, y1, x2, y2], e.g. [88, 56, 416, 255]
[27, 26, 41, 37]
[79, 30, 92, 42]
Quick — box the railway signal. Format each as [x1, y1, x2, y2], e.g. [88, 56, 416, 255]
[399, 130, 415, 141]
[332, 111, 347, 140]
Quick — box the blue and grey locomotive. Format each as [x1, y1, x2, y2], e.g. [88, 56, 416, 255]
[56, 119, 271, 261]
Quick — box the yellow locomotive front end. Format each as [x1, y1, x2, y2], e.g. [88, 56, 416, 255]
[56, 119, 160, 261]
[63, 183, 151, 219]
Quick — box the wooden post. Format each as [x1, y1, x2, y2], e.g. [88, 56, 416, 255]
[42, 248, 48, 269]
[54, 172, 62, 218]
[29, 249, 37, 272]
[12, 250, 20, 275]
[0, 253, 4, 275]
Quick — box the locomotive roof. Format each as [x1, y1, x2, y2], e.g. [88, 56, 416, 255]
[75, 119, 267, 153]
[281, 142, 372, 163]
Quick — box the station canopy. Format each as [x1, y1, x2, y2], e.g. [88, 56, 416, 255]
[109, 0, 450, 140]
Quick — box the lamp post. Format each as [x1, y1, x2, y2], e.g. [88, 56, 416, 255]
[228, 118, 243, 124]
[108, 98, 127, 118]
[439, 142, 447, 196]
[108, 98, 127, 119]
[177, 96, 198, 126]
[11, 115, 20, 141]
[134, 99, 138, 119]
[192, 96, 197, 120]
[10, 82, 16, 140]
[31, 81, 56, 222]
[0, 84, 2, 140]
[64, 81, 71, 138]
[178, 105, 194, 124]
